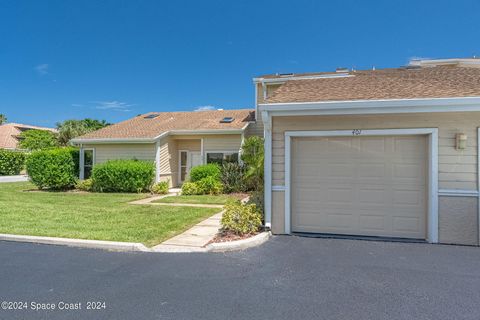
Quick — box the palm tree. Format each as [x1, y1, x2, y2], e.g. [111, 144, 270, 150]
[0, 114, 6, 125]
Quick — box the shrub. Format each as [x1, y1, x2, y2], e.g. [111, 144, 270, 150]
[26, 148, 78, 189]
[18, 129, 58, 151]
[220, 162, 246, 193]
[181, 182, 199, 195]
[247, 188, 264, 217]
[91, 160, 154, 193]
[76, 178, 93, 191]
[189, 163, 221, 182]
[196, 176, 223, 195]
[0, 149, 26, 175]
[221, 200, 262, 235]
[151, 180, 169, 194]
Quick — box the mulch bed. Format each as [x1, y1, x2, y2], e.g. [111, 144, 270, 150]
[209, 230, 260, 244]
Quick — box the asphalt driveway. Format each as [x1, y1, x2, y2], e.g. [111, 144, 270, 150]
[0, 236, 479, 320]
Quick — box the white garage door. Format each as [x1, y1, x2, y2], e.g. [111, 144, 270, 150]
[291, 135, 427, 239]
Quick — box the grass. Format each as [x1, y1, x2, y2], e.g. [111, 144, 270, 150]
[0, 182, 219, 247]
[154, 194, 241, 205]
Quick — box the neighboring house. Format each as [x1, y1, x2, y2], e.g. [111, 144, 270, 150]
[258, 57, 480, 246]
[0, 123, 57, 150]
[71, 109, 260, 186]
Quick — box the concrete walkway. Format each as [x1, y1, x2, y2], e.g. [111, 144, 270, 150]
[0, 175, 29, 183]
[153, 211, 223, 252]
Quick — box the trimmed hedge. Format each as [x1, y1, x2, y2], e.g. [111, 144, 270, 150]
[91, 160, 154, 193]
[0, 149, 26, 175]
[189, 164, 221, 182]
[26, 148, 78, 189]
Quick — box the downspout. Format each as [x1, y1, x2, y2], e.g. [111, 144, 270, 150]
[262, 110, 272, 229]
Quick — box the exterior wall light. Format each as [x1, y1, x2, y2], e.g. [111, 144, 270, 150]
[456, 133, 467, 150]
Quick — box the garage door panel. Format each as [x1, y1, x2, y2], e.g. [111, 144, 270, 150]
[291, 135, 427, 239]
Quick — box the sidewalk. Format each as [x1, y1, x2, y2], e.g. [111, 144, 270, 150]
[152, 212, 223, 252]
[0, 175, 29, 183]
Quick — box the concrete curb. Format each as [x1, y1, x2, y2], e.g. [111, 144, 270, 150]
[205, 231, 271, 252]
[0, 234, 153, 252]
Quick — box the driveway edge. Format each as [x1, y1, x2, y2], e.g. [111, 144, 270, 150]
[0, 233, 152, 252]
[205, 231, 271, 252]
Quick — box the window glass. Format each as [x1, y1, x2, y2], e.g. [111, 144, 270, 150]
[84, 150, 94, 166]
[224, 153, 239, 163]
[83, 149, 94, 179]
[206, 152, 239, 165]
[206, 153, 224, 165]
[180, 151, 187, 166]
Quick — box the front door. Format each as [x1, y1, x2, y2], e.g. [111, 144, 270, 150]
[179, 151, 203, 184]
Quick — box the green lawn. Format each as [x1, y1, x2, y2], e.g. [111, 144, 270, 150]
[154, 194, 240, 205]
[0, 182, 219, 247]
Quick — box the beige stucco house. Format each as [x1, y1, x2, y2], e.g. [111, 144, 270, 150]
[258, 57, 480, 246]
[71, 109, 260, 187]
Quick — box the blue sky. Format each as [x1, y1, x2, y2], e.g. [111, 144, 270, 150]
[1, 0, 479, 127]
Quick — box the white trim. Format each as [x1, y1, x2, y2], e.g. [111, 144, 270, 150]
[263, 112, 272, 228]
[259, 96, 480, 117]
[478, 127, 480, 246]
[200, 138, 204, 165]
[272, 185, 286, 191]
[438, 189, 479, 197]
[283, 128, 439, 243]
[155, 140, 161, 183]
[71, 128, 247, 145]
[253, 73, 352, 84]
[79, 144, 84, 180]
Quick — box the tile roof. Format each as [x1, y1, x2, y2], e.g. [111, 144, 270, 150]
[75, 109, 255, 141]
[0, 123, 57, 149]
[263, 65, 480, 104]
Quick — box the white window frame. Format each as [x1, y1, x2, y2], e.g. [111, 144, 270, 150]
[178, 150, 189, 185]
[284, 128, 439, 243]
[205, 150, 240, 164]
[80, 148, 95, 180]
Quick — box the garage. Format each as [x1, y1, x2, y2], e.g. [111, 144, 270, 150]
[290, 134, 428, 239]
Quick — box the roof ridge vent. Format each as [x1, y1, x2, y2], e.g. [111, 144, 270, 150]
[336, 67, 349, 73]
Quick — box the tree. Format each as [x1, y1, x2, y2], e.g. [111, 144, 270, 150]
[56, 119, 110, 145]
[18, 130, 58, 151]
[0, 114, 6, 125]
[240, 136, 264, 191]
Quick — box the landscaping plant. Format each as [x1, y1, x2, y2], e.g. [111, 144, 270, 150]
[0, 149, 26, 175]
[221, 200, 262, 235]
[26, 148, 78, 189]
[76, 178, 93, 191]
[151, 180, 169, 194]
[18, 129, 58, 151]
[189, 163, 221, 182]
[241, 136, 264, 191]
[181, 182, 199, 195]
[91, 159, 154, 193]
[220, 162, 246, 193]
[196, 176, 223, 195]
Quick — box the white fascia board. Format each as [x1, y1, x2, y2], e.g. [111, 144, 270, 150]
[253, 73, 352, 84]
[71, 128, 248, 145]
[70, 138, 157, 145]
[259, 96, 480, 116]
